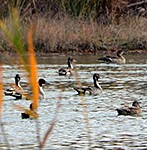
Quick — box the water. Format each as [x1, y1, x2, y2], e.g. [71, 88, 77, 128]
[0, 53, 147, 150]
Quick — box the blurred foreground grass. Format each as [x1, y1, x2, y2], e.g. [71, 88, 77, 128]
[0, 8, 93, 149]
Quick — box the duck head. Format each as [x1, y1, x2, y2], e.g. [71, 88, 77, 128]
[67, 57, 76, 69]
[30, 103, 34, 110]
[30, 103, 37, 111]
[93, 73, 100, 81]
[38, 78, 50, 99]
[132, 101, 140, 107]
[15, 74, 21, 87]
[38, 78, 50, 87]
[117, 50, 124, 57]
[93, 73, 102, 91]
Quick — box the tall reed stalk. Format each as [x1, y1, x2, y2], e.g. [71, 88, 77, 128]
[0, 61, 10, 149]
[0, 8, 62, 149]
[73, 62, 93, 149]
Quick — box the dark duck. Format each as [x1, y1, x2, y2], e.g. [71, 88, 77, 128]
[116, 101, 142, 116]
[74, 73, 103, 95]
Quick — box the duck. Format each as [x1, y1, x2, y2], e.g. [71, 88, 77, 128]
[38, 78, 50, 99]
[116, 100, 142, 116]
[74, 73, 103, 95]
[58, 57, 76, 76]
[21, 103, 38, 119]
[5, 78, 49, 100]
[4, 74, 22, 98]
[98, 50, 126, 64]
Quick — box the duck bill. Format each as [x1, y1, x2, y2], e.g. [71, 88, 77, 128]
[45, 81, 50, 85]
[123, 51, 127, 55]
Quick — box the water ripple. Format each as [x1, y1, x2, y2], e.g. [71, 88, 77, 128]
[1, 54, 147, 149]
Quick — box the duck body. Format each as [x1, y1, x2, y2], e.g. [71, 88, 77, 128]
[116, 101, 142, 116]
[74, 73, 103, 95]
[4, 74, 23, 99]
[5, 92, 22, 99]
[74, 87, 91, 95]
[21, 113, 30, 119]
[58, 57, 75, 76]
[98, 50, 126, 64]
[74, 86, 101, 96]
[59, 68, 71, 76]
[21, 103, 38, 119]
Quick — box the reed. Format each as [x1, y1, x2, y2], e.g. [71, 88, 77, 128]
[0, 63, 3, 115]
[27, 25, 39, 109]
[73, 62, 93, 149]
[0, 8, 39, 117]
[0, 55, 10, 150]
[0, 8, 28, 70]
[0, 8, 62, 149]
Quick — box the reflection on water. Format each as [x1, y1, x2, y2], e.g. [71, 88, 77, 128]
[0, 54, 147, 150]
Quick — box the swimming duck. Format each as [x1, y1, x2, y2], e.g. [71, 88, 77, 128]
[116, 101, 142, 116]
[4, 74, 22, 98]
[5, 78, 49, 100]
[58, 57, 76, 76]
[38, 78, 50, 99]
[74, 73, 103, 95]
[21, 103, 38, 119]
[98, 50, 126, 64]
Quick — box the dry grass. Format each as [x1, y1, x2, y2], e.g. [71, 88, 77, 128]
[33, 15, 147, 53]
[0, 12, 147, 54]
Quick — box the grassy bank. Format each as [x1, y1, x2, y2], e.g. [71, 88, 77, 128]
[0, 12, 147, 55]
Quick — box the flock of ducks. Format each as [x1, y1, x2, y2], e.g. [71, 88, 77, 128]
[4, 75, 50, 119]
[4, 75, 49, 100]
[4, 50, 142, 118]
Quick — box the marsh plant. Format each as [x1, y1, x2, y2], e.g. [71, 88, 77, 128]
[0, 0, 146, 54]
[0, 8, 93, 149]
[0, 8, 61, 149]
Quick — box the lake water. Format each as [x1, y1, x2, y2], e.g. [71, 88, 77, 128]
[0, 53, 147, 150]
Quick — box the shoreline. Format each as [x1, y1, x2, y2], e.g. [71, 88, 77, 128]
[0, 49, 147, 58]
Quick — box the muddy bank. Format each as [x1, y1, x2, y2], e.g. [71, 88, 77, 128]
[0, 47, 146, 58]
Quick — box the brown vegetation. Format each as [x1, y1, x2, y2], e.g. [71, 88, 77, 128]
[0, 0, 147, 55]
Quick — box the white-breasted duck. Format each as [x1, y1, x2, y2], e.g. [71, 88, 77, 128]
[38, 78, 50, 99]
[98, 50, 126, 64]
[116, 101, 142, 116]
[58, 57, 76, 76]
[74, 73, 103, 95]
